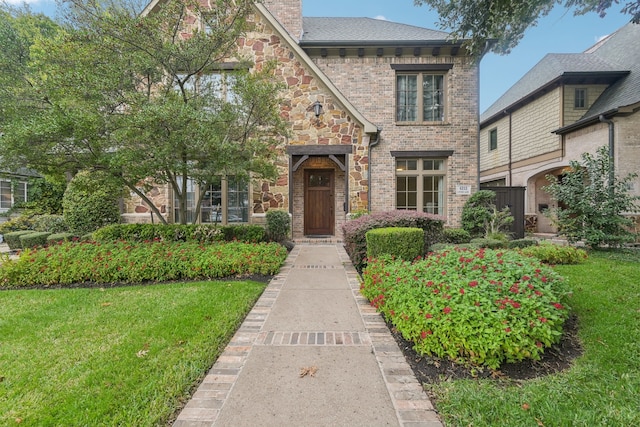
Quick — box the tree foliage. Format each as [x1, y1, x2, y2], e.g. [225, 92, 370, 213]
[543, 146, 639, 248]
[414, 0, 640, 55]
[0, 0, 287, 224]
[461, 190, 513, 238]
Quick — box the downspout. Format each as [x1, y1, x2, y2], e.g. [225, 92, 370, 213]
[599, 115, 615, 195]
[367, 127, 383, 212]
[507, 110, 513, 186]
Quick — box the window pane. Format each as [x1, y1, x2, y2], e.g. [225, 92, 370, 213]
[227, 176, 248, 223]
[423, 176, 444, 215]
[397, 75, 418, 121]
[423, 159, 444, 171]
[423, 74, 444, 121]
[0, 181, 11, 209]
[202, 177, 223, 223]
[489, 129, 498, 151]
[396, 176, 417, 210]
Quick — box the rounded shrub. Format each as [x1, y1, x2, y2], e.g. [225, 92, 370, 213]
[361, 247, 572, 369]
[265, 210, 291, 242]
[521, 241, 588, 264]
[470, 237, 507, 249]
[507, 238, 539, 249]
[366, 227, 424, 261]
[442, 227, 471, 244]
[62, 171, 123, 235]
[34, 214, 68, 233]
[461, 190, 496, 237]
[46, 233, 78, 244]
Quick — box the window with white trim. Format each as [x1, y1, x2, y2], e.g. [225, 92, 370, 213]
[0, 179, 27, 211]
[396, 73, 446, 122]
[174, 71, 237, 103]
[396, 158, 446, 215]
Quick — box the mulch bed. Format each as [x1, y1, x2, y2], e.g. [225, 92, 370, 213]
[388, 313, 583, 383]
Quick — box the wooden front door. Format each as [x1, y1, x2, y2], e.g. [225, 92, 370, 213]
[304, 169, 335, 236]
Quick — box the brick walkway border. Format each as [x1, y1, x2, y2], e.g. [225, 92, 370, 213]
[173, 244, 442, 427]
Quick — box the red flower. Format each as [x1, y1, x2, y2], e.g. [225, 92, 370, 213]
[539, 317, 548, 323]
[425, 313, 433, 319]
[443, 307, 451, 314]
[469, 280, 478, 287]
[421, 331, 428, 339]
[552, 302, 564, 310]
[460, 288, 465, 295]
[505, 327, 511, 333]
[536, 341, 543, 348]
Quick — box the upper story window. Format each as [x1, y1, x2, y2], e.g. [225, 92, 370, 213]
[489, 128, 498, 151]
[0, 179, 27, 211]
[574, 88, 587, 109]
[396, 73, 445, 123]
[174, 71, 238, 103]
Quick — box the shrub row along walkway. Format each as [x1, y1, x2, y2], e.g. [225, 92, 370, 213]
[173, 243, 442, 427]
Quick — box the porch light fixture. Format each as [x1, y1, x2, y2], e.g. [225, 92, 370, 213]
[311, 100, 324, 117]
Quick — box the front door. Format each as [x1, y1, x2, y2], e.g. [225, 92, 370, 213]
[304, 169, 334, 236]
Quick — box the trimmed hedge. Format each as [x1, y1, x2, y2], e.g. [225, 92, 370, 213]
[265, 210, 291, 242]
[507, 238, 539, 249]
[93, 223, 266, 244]
[470, 238, 507, 249]
[342, 210, 444, 271]
[366, 227, 424, 261]
[4, 230, 37, 250]
[19, 232, 51, 249]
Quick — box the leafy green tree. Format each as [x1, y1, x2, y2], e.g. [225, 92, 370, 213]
[461, 190, 514, 238]
[544, 146, 639, 248]
[413, 0, 640, 55]
[0, 0, 287, 224]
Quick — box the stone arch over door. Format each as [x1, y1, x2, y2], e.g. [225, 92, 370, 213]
[287, 145, 351, 238]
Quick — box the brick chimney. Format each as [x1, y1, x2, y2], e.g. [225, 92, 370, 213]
[262, 0, 303, 40]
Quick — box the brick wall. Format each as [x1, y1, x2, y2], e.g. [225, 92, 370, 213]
[310, 54, 479, 226]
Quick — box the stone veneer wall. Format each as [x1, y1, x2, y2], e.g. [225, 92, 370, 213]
[123, 5, 369, 231]
[309, 54, 479, 226]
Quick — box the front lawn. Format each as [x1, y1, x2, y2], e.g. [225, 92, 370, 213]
[427, 250, 640, 426]
[0, 280, 265, 426]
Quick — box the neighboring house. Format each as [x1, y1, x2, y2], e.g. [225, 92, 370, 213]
[479, 22, 640, 234]
[128, 0, 480, 238]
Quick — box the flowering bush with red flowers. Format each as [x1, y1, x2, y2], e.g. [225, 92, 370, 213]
[362, 247, 572, 369]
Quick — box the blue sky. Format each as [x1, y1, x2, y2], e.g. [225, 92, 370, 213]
[16, 0, 632, 112]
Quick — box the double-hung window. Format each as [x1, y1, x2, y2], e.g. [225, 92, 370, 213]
[396, 73, 445, 122]
[174, 71, 237, 103]
[0, 179, 27, 212]
[489, 128, 498, 151]
[574, 88, 587, 109]
[396, 158, 446, 215]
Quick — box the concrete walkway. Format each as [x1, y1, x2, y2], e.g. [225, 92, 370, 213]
[173, 243, 442, 427]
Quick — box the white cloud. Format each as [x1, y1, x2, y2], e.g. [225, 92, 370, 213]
[374, 15, 388, 21]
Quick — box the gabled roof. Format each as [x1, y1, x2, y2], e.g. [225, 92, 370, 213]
[481, 22, 639, 129]
[300, 17, 454, 46]
[139, 0, 379, 134]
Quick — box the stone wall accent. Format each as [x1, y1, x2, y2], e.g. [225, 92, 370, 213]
[122, 180, 171, 223]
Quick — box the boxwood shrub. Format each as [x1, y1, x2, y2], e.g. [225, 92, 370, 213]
[521, 241, 588, 264]
[366, 227, 424, 261]
[19, 232, 51, 249]
[442, 227, 472, 244]
[342, 210, 444, 271]
[93, 223, 266, 244]
[4, 230, 37, 250]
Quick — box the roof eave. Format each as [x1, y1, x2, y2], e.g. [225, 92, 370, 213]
[480, 70, 630, 128]
[299, 39, 463, 48]
[553, 108, 619, 135]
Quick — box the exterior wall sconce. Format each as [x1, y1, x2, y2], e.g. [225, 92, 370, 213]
[311, 100, 324, 117]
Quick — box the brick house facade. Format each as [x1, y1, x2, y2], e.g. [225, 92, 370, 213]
[479, 23, 640, 234]
[128, 0, 480, 238]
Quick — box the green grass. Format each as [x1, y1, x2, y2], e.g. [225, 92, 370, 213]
[0, 280, 266, 426]
[427, 250, 640, 426]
